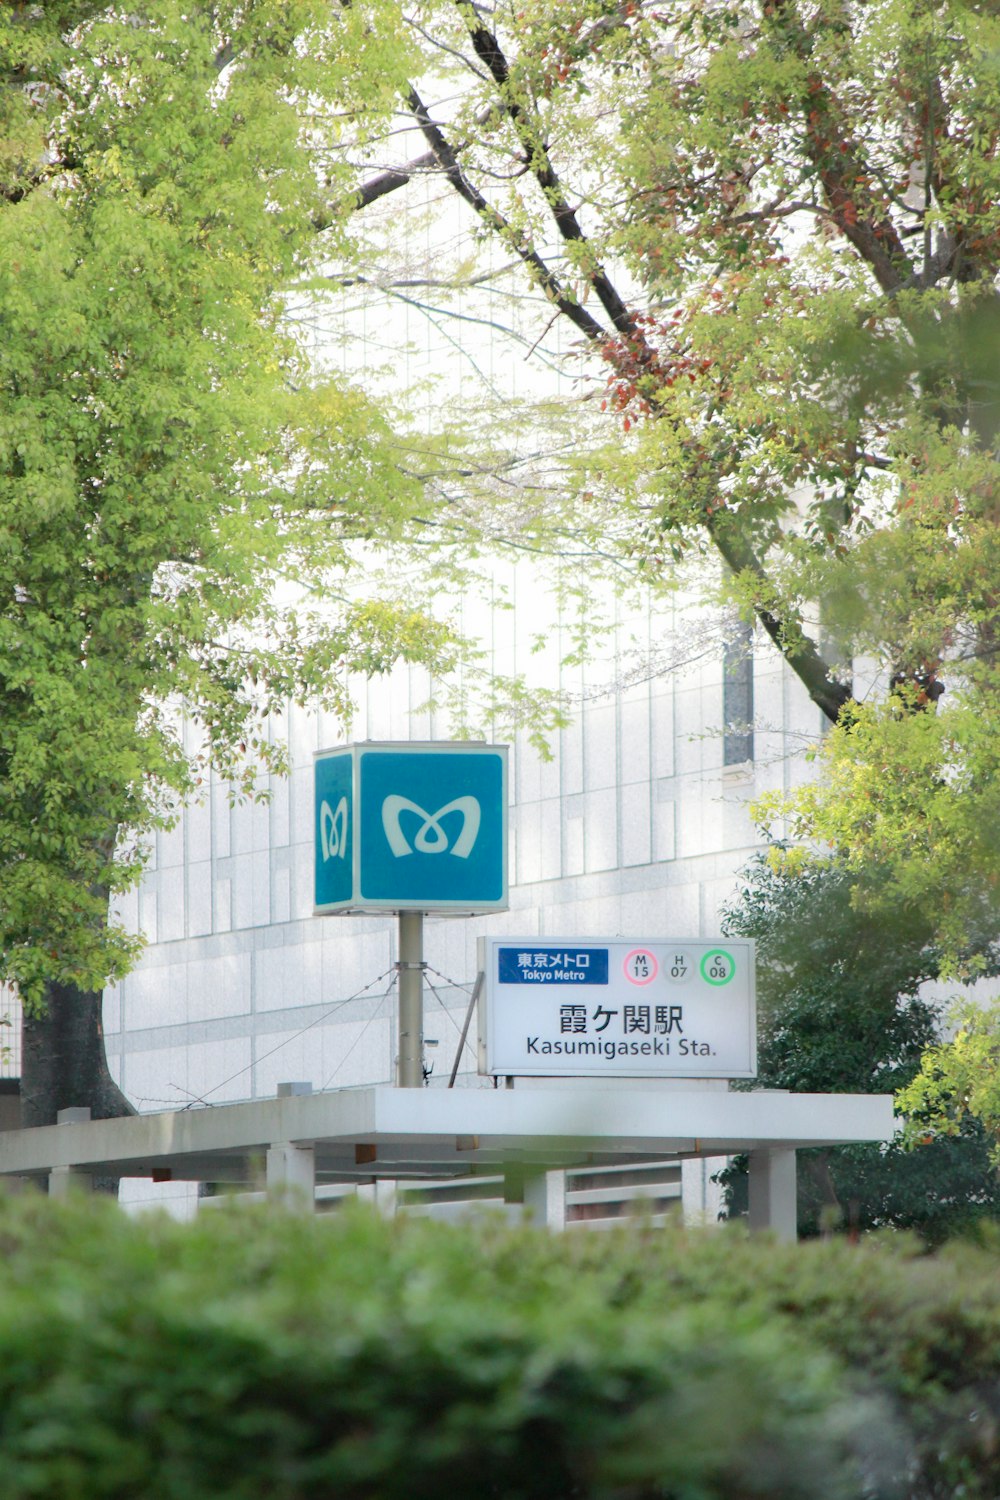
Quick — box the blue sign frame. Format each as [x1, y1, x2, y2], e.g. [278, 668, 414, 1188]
[314, 742, 508, 914]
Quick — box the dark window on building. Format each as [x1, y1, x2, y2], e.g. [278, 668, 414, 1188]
[723, 623, 754, 765]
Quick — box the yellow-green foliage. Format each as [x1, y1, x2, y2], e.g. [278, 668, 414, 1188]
[899, 998, 1000, 1162]
[0, 3, 431, 1003]
[757, 695, 1000, 976]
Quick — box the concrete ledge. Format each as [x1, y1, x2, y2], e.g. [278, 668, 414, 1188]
[0, 1086, 895, 1186]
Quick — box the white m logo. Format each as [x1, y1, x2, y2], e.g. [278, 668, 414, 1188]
[381, 795, 481, 859]
[319, 796, 349, 862]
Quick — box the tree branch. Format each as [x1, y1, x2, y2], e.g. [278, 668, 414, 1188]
[403, 86, 612, 345]
[325, 98, 509, 222]
[344, 25, 854, 725]
[767, 3, 914, 293]
[706, 513, 852, 723]
[453, 0, 647, 348]
[350, 148, 441, 210]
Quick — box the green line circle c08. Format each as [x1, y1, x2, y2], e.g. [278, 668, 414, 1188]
[700, 949, 735, 986]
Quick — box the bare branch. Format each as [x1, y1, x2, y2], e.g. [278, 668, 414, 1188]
[453, 0, 648, 347]
[350, 148, 441, 211]
[403, 85, 612, 345]
[325, 263, 522, 291]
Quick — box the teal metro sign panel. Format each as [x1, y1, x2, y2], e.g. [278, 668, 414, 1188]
[314, 742, 508, 913]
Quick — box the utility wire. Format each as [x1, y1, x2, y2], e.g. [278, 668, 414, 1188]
[320, 973, 398, 1091]
[192, 965, 398, 1106]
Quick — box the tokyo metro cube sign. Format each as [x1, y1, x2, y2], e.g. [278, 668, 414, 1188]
[479, 937, 756, 1079]
[314, 742, 508, 914]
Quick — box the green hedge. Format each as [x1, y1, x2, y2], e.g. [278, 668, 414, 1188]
[0, 1198, 996, 1498]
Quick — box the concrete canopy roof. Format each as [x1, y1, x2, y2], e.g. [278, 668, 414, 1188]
[0, 1086, 896, 1187]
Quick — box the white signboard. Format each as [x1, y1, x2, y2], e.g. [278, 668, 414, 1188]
[478, 937, 756, 1079]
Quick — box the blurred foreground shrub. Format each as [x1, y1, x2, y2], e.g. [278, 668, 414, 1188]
[0, 1198, 995, 1497]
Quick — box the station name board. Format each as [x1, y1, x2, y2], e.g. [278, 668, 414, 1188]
[478, 937, 756, 1079]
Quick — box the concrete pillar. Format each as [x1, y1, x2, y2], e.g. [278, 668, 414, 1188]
[265, 1143, 315, 1211]
[747, 1149, 797, 1241]
[681, 1156, 725, 1227]
[524, 1169, 566, 1231]
[372, 1178, 397, 1218]
[48, 1166, 93, 1198]
[356, 1179, 398, 1217]
[506, 1167, 566, 1230]
[50, 1109, 94, 1198]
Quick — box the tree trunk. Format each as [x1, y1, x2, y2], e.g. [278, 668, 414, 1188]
[20, 979, 134, 1130]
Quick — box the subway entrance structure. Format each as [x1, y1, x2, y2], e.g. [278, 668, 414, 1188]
[0, 1084, 893, 1239]
[0, 740, 896, 1236]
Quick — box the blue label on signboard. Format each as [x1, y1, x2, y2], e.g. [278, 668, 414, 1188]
[498, 947, 609, 984]
[358, 749, 505, 905]
[314, 752, 353, 909]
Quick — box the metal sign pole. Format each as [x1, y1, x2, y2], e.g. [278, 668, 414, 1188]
[397, 910, 425, 1087]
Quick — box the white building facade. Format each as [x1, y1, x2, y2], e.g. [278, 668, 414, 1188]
[102, 577, 826, 1220]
